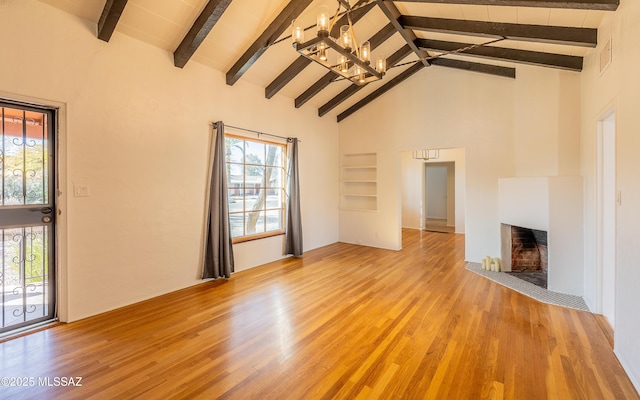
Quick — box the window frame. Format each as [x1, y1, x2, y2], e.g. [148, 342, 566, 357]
[224, 133, 287, 244]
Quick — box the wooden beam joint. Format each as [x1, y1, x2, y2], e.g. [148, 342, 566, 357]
[226, 0, 313, 86]
[97, 0, 129, 42]
[174, 0, 233, 68]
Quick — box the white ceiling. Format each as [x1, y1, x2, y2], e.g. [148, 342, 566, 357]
[37, 0, 607, 118]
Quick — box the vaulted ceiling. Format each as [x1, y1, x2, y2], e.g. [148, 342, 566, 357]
[39, 0, 618, 122]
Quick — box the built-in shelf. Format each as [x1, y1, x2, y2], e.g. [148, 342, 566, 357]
[340, 153, 377, 211]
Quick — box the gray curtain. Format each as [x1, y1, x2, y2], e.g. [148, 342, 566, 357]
[203, 121, 234, 279]
[285, 138, 303, 257]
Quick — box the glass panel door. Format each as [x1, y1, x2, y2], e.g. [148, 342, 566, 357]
[0, 101, 56, 333]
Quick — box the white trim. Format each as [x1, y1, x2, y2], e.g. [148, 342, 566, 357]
[0, 91, 68, 323]
[595, 105, 616, 324]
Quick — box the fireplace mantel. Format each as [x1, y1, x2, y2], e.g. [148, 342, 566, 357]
[498, 177, 584, 296]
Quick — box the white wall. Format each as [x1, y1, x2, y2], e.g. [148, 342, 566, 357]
[401, 152, 423, 230]
[0, 0, 339, 322]
[580, 0, 640, 390]
[340, 64, 580, 260]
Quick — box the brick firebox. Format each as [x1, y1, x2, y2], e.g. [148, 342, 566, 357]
[510, 226, 548, 273]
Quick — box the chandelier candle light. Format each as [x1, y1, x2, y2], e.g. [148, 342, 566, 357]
[292, 1, 386, 85]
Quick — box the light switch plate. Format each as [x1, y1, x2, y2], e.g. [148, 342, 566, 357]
[74, 185, 90, 197]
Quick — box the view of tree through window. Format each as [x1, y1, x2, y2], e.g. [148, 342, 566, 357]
[225, 135, 285, 240]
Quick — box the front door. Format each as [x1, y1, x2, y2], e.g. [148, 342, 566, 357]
[0, 101, 56, 334]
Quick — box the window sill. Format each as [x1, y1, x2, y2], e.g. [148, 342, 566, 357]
[232, 231, 285, 244]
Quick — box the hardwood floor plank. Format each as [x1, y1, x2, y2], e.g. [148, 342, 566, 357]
[0, 229, 637, 399]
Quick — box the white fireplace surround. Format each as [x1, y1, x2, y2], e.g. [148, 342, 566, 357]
[498, 177, 583, 296]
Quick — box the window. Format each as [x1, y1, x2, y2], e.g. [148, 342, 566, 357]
[225, 135, 286, 242]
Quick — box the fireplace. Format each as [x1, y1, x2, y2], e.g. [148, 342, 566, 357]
[501, 224, 548, 288]
[511, 226, 548, 273]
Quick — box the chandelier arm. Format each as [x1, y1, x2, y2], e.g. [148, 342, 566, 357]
[327, 3, 342, 33]
[348, 14, 360, 58]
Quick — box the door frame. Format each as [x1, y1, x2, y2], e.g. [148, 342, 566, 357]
[596, 105, 616, 327]
[423, 161, 455, 229]
[1, 91, 68, 325]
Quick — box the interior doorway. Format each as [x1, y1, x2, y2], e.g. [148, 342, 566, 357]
[597, 109, 616, 328]
[424, 162, 455, 233]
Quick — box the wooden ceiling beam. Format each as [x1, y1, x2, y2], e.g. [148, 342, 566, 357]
[429, 58, 516, 78]
[295, 73, 337, 108]
[226, 0, 313, 86]
[375, 0, 430, 67]
[265, 58, 313, 99]
[319, 46, 514, 118]
[265, 0, 376, 99]
[393, 0, 618, 11]
[174, 0, 233, 68]
[318, 85, 364, 117]
[400, 16, 597, 47]
[294, 23, 397, 108]
[318, 44, 413, 117]
[416, 38, 583, 71]
[97, 0, 129, 42]
[337, 63, 426, 122]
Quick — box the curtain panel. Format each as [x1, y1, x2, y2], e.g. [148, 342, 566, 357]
[285, 138, 303, 257]
[202, 121, 234, 279]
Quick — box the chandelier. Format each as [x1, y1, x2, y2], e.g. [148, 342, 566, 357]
[291, 1, 386, 85]
[412, 149, 440, 161]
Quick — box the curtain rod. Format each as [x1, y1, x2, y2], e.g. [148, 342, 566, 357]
[212, 122, 300, 143]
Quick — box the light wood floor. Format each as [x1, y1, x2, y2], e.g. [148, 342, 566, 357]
[1, 229, 637, 399]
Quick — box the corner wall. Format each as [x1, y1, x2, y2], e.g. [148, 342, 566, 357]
[339, 64, 581, 262]
[0, 0, 339, 322]
[580, 1, 640, 390]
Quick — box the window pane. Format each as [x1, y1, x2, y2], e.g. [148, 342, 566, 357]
[267, 144, 283, 167]
[225, 138, 244, 163]
[227, 163, 244, 188]
[266, 209, 282, 232]
[229, 213, 244, 238]
[3, 110, 25, 205]
[245, 141, 265, 165]
[24, 111, 47, 205]
[245, 211, 265, 235]
[244, 187, 262, 211]
[266, 188, 283, 209]
[267, 166, 283, 189]
[245, 165, 264, 188]
[228, 189, 244, 213]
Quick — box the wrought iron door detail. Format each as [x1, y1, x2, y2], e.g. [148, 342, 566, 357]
[1, 227, 50, 325]
[0, 102, 55, 333]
